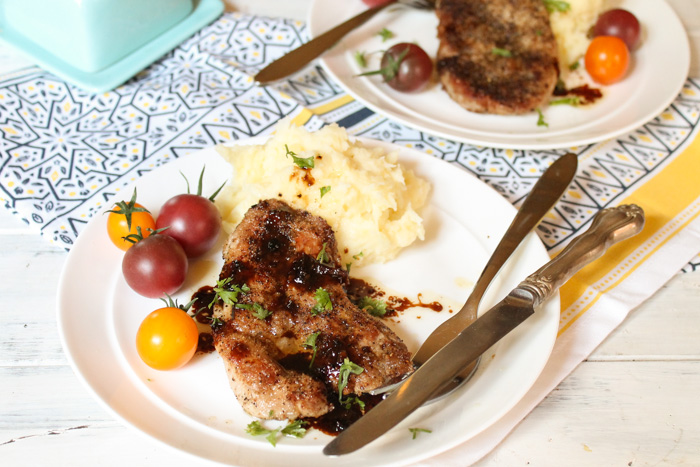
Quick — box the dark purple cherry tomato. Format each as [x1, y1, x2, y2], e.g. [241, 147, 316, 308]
[380, 43, 433, 93]
[593, 9, 641, 50]
[122, 234, 188, 298]
[156, 194, 222, 258]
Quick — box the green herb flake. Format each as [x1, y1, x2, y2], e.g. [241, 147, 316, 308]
[316, 242, 331, 264]
[543, 0, 570, 13]
[352, 252, 364, 260]
[377, 27, 395, 42]
[491, 47, 512, 57]
[341, 394, 366, 410]
[354, 50, 367, 68]
[409, 427, 432, 439]
[550, 96, 581, 107]
[303, 331, 321, 368]
[280, 420, 308, 439]
[312, 288, 333, 315]
[285, 144, 314, 169]
[338, 358, 364, 402]
[236, 302, 272, 320]
[536, 108, 549, 128]
[569, 61, 580, 71]
[209, 278, 250, 308]
[245, 419, 308, 447]
[320, 185, 331, 198]
[359, 296, 388, 317]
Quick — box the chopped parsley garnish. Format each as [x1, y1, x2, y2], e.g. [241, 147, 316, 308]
[320, 185, 331, 198]
[337, 358, 364, 403]
[377, 27, 394, 42]
[543, 0, 570, 13]
[536, 108, 549, 127]
[312, 288, 333, 315]
[409, 427, 432, 439]
[341, 394, 366, 410]
[245, 420, 308, 447]
[354, 50, 367, 68]
[352, 252, 364, 260]
[491, 47, 512, 57]
[209, 278, 250, 308]
[550, 96, 581, 106]
[569, 61, 580, 71]
[303, 331, 321, 368]
[280, 419, 308, 438]
[285, 144, 314, 169]
[359, 296, 388, 317]
[316, 242, 330, 264]
[236, 302, 272, 320]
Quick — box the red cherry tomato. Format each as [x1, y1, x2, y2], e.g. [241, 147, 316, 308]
[593, 9, 641, 50]
[122, 234, 188, 298]
[156, 193, 222, 258]
[585, 36, 630, 85]
[136, 306, 198, 371]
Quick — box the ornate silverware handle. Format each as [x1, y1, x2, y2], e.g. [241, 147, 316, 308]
[521, 204, 645, 306]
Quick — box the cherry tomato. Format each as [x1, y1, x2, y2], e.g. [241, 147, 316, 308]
[156, 193, 222, 258]
[136, 306, 198, 370]
[593, 9, 641, 50]
[362, 0, 394, 6]
[106, 190, 156, 250]
[379, 43, 433, 93]
[122, 234, 188, 298]
[585, 36, 630, 85]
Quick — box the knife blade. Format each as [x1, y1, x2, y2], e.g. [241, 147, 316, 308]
[324, 204, 645, 456]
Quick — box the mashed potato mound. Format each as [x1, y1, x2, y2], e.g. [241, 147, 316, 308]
[549, 0, 604, 74]
[215, 121, 430, 266]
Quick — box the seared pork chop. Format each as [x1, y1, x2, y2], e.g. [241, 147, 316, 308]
[436, 0, 559, 114]
[212, 199, 413, 420]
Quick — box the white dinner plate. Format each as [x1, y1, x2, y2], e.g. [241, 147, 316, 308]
[57, 137, 559, 466]
[309, 0, 690, 150]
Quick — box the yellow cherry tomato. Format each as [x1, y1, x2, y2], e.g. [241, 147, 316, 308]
[107, 204, 155, 250]
[136, 307, 198, 371]
[106, 189, 156, 250]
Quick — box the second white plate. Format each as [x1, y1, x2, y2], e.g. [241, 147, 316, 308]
[309, 0, 690, 149]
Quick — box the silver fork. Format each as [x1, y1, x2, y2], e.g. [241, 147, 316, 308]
[253, 0, 436, 85]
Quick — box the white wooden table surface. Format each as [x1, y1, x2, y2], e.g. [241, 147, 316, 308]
[2, 1, 699, 466]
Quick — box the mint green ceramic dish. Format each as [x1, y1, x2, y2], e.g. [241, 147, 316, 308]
[0, 0, 224, 92]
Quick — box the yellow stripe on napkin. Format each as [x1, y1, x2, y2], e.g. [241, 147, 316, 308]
[558, 133, 700, 334]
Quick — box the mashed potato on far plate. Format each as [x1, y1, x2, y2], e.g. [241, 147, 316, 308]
[549, 0, 604, 75]
[215, 120, 430, 266]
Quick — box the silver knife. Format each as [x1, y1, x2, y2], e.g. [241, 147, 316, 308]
[324, 204, 645, 456]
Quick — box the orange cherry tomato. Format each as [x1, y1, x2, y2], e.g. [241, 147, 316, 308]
[584, 36, 630, 85]
[136, 306, 199, 371]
